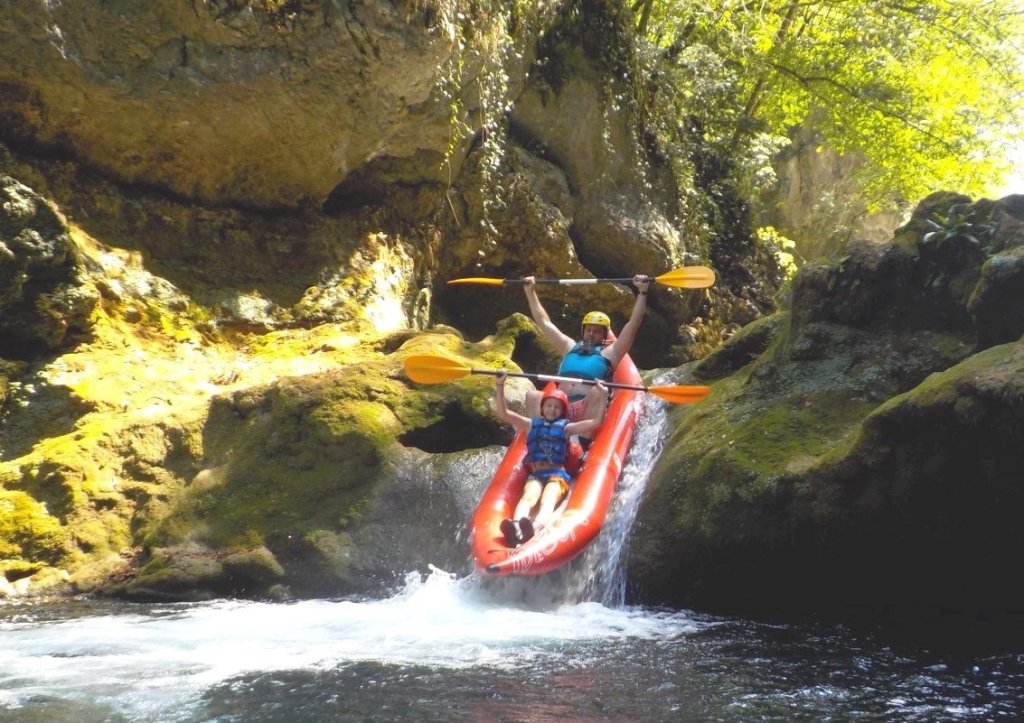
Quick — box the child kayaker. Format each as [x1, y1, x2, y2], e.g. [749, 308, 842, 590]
[494, 369, 607, 546]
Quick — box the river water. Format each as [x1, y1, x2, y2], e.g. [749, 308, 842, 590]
[2, 392, 1022, 722]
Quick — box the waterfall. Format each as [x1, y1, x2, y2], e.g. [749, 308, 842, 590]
[573, 375, 672, 606]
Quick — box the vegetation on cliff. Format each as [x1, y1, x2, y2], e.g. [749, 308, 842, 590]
[0, 200, 535, 599]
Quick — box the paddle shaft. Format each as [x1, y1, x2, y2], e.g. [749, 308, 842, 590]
[501, 277, 646, 286]
[476, 368, 651, 394]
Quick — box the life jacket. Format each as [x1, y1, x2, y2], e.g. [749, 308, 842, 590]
[557, 343, 613, 382]
[525, 417, 583, 475]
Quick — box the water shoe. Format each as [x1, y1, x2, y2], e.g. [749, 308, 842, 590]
[500, 518, 520, 547]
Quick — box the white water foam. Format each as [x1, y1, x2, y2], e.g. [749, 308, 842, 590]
[0, 568, 703, 720]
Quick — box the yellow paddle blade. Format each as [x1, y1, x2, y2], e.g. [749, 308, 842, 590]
[404, 355, 473, 384]
[446, 277, 507, 286]
[649, 384, 712, 404]
[655, 266, 716, 289]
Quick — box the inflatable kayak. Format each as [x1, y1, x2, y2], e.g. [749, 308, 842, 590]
[469, 355, 643, 576]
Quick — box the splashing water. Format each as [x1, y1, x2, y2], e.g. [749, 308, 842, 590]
[0, 570, 705, 721]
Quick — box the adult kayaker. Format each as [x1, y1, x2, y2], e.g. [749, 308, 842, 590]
[494, 370, 607, 546]
[522, 273, 651, 422]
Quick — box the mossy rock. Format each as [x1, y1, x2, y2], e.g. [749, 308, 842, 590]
[113, 545, 226, 601]
[693, 312, 784, 382]
[221, 546, 285, 583]
[109, 326, 523, 599]
[628, 335, 1024, 617]
[0, 488, 68, 562]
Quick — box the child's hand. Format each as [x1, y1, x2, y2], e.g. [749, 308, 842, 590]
[496, 370, 508, 385]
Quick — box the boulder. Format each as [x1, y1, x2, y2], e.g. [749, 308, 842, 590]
[627, 193, 1024, 618]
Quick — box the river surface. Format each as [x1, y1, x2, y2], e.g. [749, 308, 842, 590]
[2, 389, 1021, 722]
[1, 586, 1021, 722]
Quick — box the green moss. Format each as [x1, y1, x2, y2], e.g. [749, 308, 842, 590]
[694, 313, 785, 382]
[654, 363, 880, 545]
[221, 547, 284, 583]
[840, 339, 1024, 461]
[727, 391, 876, 476]
[66, 511, 129, 557]
[147, 384, 397, 549]
[0, 489, 68, 562]
[129, 551, 223, 595]
[301, 529, 354, 573]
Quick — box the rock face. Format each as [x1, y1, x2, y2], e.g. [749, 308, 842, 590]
[0, 0, 546, 209]
[0, 176, 98, 358]
[626, 192, 1024, 618]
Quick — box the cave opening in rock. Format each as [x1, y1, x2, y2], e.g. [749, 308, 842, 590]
[399, 400, 510, 453]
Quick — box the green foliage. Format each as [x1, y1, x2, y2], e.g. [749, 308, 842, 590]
[631, 0, 1024, 205]
[429, 1, 561, 242]
[755, 226, 799, 278]
[923, 203, 995, 246]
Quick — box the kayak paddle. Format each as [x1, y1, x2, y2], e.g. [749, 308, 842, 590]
[404, 354, 711, 404]
[446, 265, 716, 289]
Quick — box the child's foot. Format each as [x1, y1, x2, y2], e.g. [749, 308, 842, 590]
[500, 518, 520, 547]
[518, 517, 535, 543]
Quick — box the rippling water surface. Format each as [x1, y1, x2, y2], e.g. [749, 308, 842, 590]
[1, 579, 1021, 722]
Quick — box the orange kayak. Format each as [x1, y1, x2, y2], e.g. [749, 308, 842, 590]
[469, 355, 642, 576]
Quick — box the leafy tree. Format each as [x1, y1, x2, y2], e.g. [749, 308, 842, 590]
[629, 0, 1024, 207]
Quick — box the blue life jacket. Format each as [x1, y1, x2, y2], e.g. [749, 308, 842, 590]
[526, 417, 569, 466]
[557, 343, 613, 382]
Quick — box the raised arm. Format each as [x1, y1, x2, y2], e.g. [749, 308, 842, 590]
[605, 274, 650, 366]
[523, 276, 575, 355]
[495, 371, 532, 432]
